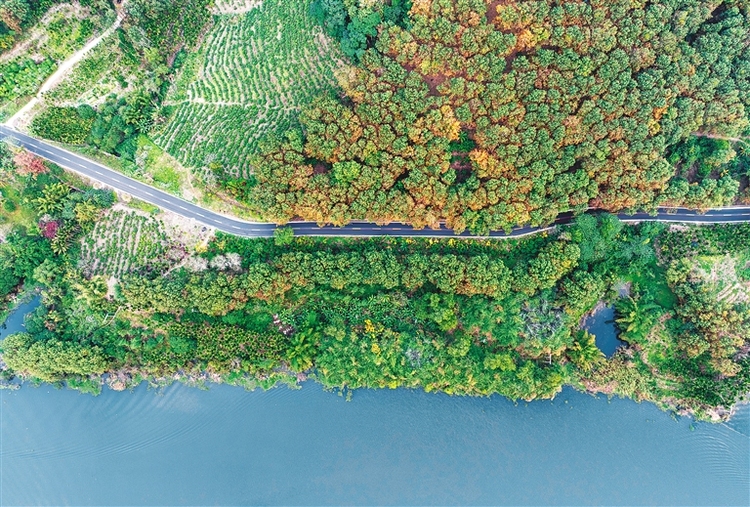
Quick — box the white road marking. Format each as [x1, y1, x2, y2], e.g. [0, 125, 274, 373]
[4, 129, 750, 239]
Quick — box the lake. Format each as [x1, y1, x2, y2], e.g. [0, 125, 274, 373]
[1, 301, 749, 506]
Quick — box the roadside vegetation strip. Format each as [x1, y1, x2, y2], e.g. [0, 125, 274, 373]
[3, 127, 750, 241]
[0, 126, 266, 233]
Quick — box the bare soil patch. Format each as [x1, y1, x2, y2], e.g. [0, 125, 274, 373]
[424, 74, 448, 96]
[212, 0, 263, 14]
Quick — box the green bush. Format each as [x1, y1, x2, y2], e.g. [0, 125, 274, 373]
[3, 199, 17, 212]
[30, 106, 94, 144]
[1, 332, 108, 382]
[0, 57, 55, 102]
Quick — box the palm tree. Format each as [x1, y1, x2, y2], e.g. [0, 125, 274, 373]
[615, 295, 662, 344]
[286, 328, 319, 372]
[73, 276, 109, 307]
[34, 183, 69, 214]
[74, 201, 100, 224]
[568, 331, 604, 371]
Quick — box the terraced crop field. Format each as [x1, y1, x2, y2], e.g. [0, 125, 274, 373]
[79, 210, 185, 278]
[153, 0, 343, 179]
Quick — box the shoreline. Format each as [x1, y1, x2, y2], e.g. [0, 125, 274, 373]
[0, 288, 40, 326]
[1, 366, 746, 423]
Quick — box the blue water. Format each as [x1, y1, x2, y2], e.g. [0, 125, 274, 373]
[584, 305, 625, 357]
[0, 297, 39, 339]
[1, 303, 749, 506]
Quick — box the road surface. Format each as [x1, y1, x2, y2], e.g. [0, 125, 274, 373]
[2, 125, 749, 238]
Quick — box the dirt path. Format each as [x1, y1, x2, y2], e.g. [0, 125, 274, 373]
[5, 11, 125, 128]
[0, 4, 73, 64]
[694, 132, 750, 144]
[172, 97, 246, 107]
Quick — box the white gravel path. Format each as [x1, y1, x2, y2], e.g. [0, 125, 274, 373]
[5, 12, 125, 128]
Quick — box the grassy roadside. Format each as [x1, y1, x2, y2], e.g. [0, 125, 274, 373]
[43, 139, 263, 220]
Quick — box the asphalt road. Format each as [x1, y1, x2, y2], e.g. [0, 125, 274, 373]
[2, 125, 750, 238]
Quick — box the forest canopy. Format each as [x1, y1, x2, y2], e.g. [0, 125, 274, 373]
[245, 0, 750, 233]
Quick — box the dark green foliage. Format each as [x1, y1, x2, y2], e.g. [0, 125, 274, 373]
[170, 321, 288, 372]
[560, 271, 606, 319]
[311, 0, 411, 60]
[87, 94, 153, 160]
[673, 357, 750, 409]
[107, 217, 637, 402]
[0, 153, 113, 310]
[0, 226, 53, 302]
[0, 255, 21, 297]
[273, 226, 294, 247]
[659, 223, 750, 261]
[567, 331, 604, 372]
[615, 291, 664, 345]
[125, 0, 212, 62]
[120, 243, 562, 311]
[0, 57, 54, 99]
[0, 0, 111, 35]
[3, 228, 53, 279]
[31, 93, 154, 162]
[668, 275, 749, 378]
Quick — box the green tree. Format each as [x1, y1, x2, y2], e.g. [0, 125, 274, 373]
[567, 331, 605, 372]
[33, 183, 70, 215]
[2, 333, 108, 382]
[286, 328, 318, 372]
[273, 226, 295, 247]
[615, 294, 663, 344]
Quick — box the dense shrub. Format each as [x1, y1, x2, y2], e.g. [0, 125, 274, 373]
[30, 106, 94, 144]
[1, 332, 108, 382]
[0, 57, 54, 99]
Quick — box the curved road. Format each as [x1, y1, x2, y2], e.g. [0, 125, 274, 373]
[2, 125, 750, 238]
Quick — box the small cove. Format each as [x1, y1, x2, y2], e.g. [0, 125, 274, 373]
[0, 296, 40, 340]
[583, 304, 625, 357]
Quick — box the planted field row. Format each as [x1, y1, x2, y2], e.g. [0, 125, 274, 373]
[192, 10, 336, 106]
[212, 0, 264, 15]
[154, 0, 343, 177]
[79, 210, 183, 278]
[153, 103, 294, 176]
